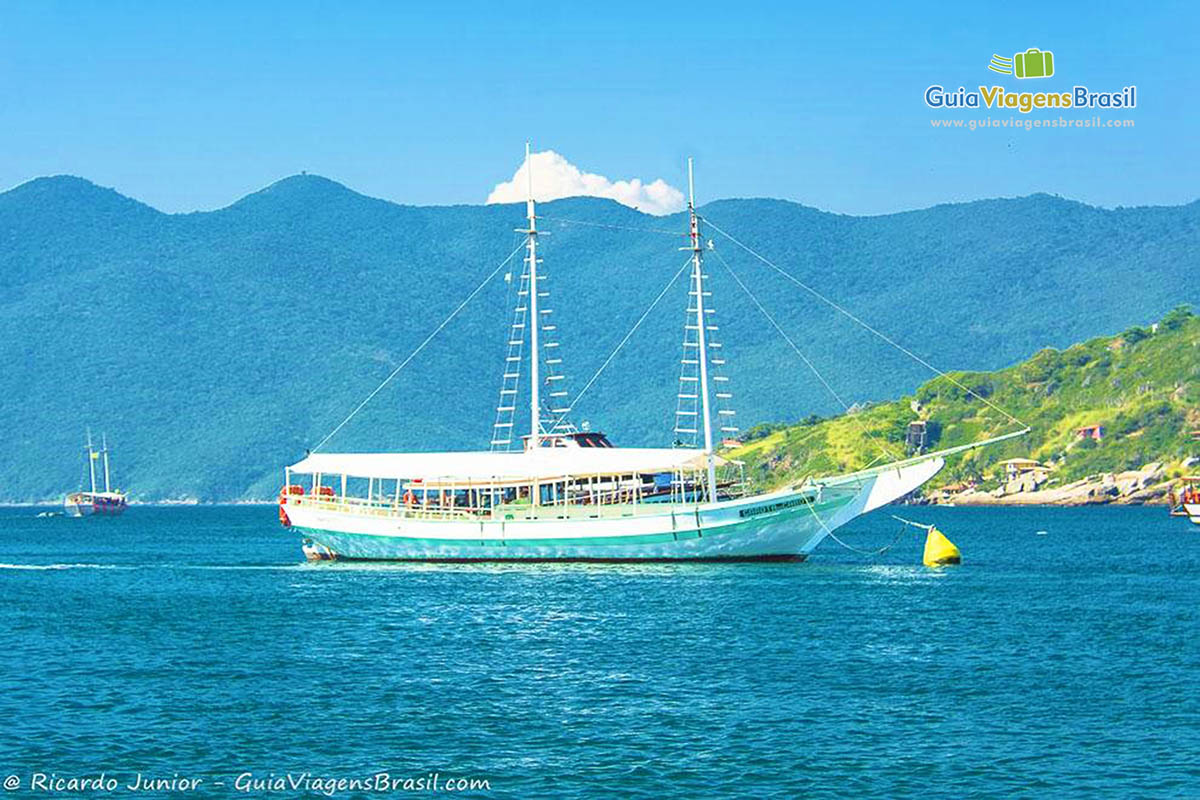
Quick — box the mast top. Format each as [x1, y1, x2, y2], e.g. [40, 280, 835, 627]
[525, 141, 535, 222]
[688, 156, 695, 210]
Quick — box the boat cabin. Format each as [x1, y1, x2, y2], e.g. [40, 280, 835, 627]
[522, 431, 615, 450]
[282, 446, 745, 523]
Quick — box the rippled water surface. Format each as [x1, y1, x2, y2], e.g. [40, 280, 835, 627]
[1, 505, 1197, 798]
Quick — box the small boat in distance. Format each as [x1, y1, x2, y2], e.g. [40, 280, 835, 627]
[1169, 476, 1200, 524]
[64, 430, 128, 517]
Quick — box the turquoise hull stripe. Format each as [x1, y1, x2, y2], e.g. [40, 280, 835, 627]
[292, 496, 847, 552]
[294, 526, 698, 549]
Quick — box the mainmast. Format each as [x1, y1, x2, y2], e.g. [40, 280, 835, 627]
[86, 428, 97, 495]
[687, 158, 718, 501]
[101, 432, 111, 493]
[524, 142, 542, 450]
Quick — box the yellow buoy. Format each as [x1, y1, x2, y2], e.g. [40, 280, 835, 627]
[923, 526, 962, 567]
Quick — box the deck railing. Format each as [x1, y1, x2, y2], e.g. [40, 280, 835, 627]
[284, 469, 749, 523]
[286, 492, 717, 522]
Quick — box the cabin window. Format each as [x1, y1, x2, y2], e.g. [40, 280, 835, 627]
[577, 433, 613, 448]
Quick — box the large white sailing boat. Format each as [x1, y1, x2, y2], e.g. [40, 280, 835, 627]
[64, 430, 128, 517]
[279, 150, 1021, 560]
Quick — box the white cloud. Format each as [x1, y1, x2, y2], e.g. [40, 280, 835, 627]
[486, 150, 685, 216]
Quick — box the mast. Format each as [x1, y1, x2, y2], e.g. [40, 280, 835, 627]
[101, 432, 111, 493]
[688, 158, 718, 501]
[524, 142, 542, 451]
[86, 428, 97, 495]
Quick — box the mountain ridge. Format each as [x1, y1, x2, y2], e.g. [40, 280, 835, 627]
[2, 174, 1197, 501]
[6, 172, 1198, 220]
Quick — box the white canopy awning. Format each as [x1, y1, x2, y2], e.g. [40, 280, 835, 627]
[287, 448, 726, 483]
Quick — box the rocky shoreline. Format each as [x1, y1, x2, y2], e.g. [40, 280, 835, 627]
[921, 463, 1178, 507]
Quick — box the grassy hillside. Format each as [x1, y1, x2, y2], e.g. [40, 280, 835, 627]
[1, 174, 1198, 500]
[733, 307, 1200, 492]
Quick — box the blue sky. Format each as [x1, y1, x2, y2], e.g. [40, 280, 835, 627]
[1, 0, 1195, 214]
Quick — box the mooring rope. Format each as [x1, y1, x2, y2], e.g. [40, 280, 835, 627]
[804, 498, 911, 557]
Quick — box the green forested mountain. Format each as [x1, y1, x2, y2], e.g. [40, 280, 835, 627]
[2, 174, 1197, 500]
[733, 307, 1200, 491]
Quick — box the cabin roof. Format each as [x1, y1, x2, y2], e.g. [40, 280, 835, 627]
[287, 447, 727, 482]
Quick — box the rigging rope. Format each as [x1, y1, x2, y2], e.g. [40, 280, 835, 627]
[700, 215, 1029, 430]
[536, 214, 684, 237]
[709, 245, 903, 462]
[310, 242, 526, 453]
[550, 255, 693, 426]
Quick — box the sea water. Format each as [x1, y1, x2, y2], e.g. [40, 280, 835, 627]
[0, 506, 1196, 798]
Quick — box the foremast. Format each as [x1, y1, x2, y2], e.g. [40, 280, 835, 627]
[686, 159, 718, 501]
[491, 144, 574, 457]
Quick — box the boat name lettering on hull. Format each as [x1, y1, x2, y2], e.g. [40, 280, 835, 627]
[738, 496, 813, 518]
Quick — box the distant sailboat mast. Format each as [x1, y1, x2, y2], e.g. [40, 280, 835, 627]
[687, 158, 718, 500]
[86, 428, 97, 495]
[102, 432, 111, 493]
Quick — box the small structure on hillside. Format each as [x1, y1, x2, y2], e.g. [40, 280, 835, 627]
[1077, 424, 1105, 442]
[1190, 429, 1200, 442]
[906, 421, 928, 453]
[998, 458, 1052, 482]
